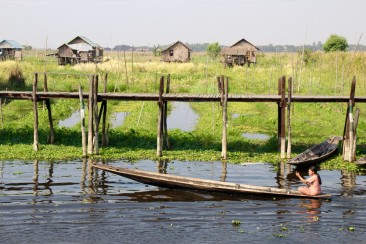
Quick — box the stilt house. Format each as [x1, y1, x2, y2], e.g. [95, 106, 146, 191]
[57, 36, 103, 65]
[161, 41, 192, 62]
[221, 38, 259, 67]
[0, 40, 23, 61]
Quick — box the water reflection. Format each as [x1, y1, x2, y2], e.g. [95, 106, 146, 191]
[58, 110, 80, 128]
[33, 160, 39, 196]
[157, 160, 168, 174]
[340, 170, 356, 197]
[81, 158, 87, 193]
[299, 199, 322, 222]
[167, 102, 199, 132]
[0, 161, 3, 181]
[220, 161, 227, 182]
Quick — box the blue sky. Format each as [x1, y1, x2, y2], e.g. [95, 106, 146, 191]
[1, 0, 365, 48]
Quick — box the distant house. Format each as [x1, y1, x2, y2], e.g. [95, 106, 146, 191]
[57, 36, 103, 65]
[161, 41, 192, 62]
[0, 40, 23, 61]
[221, 38, 259, 67]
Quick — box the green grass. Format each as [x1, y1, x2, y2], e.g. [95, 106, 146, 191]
[1, 50, 366, 172]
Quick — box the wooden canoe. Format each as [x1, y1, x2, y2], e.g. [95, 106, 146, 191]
[287, 136, 342, 167]
[93, 164, 331, 199]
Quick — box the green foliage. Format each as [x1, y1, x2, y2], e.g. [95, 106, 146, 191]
[298, 49, 317, 65]
[206, 42, 221, 60]
[323, 34, 349, 52]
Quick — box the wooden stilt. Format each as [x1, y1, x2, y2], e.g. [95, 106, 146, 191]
[277, 78, 281, 151]
[43, 73, 54, 144]
[343, 77, 356, 162]
[352, 108, 360, 160]
[79, 86, 87, 157]
[221, 76, 228, 159]
[45, 99, 54, 144]
[277, 76, 286, 158]
[286, 77, 292, 159]
[102, 73, 108, 146]
[94, 75, 99, 154]
[163, 74, 171, 149]
[0, 98, 3, 129]
[33, 73, 39, 151]
[217, 76, 222, 106]
[87, 75, 94, 155]
[157, 76, 164, 157]
[280, 76, 286, 159]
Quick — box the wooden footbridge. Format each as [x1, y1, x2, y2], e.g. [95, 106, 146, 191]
[0, 72, 362, 162]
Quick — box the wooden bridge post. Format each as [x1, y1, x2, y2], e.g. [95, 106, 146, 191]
[221, 76, 228, 160]
[0, 97, 3, 129]
[87, 75, 94, 155]
[94, 75, 99, 155]
[79, 86, 87, 157]
[343, 77, 357, 162]
[157, 76, 164, 157]
[286, 77, 292, 159]
[44, 73, 54, 144]
[33, 73, 39, 151]
[102, 73, 108, 146]
[217, 76, 223, 106]
[163, 74, 171, 149]
[278, 76, 286, 158]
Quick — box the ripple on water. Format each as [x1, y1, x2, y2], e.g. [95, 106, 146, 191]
[0, 160, 365, 242]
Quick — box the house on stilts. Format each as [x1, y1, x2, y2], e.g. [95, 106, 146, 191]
[57, 36, 103, 65]
[221, 38, 259, 67]
[0, 40, 23, 61]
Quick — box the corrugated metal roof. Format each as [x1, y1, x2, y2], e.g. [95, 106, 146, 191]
[0, 40, 22, 49]
[68, 43, 93, 52]
[79, 36, 101, 48]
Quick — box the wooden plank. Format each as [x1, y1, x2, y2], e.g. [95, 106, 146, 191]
[4, 91, 366, 103]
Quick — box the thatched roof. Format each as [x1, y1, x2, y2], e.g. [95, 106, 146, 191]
[221, 38, 259, 55]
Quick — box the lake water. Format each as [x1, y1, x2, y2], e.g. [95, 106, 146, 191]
[0, 160, 365, 243]
[110, 111, 130, 128]
[58, 110, 81, 128]
[167, 102, 199, 131]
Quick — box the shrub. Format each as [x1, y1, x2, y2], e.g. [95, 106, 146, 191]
[8, 64, 25, 89]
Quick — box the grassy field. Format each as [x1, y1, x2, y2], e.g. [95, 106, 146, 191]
[1, 50, 366, 171]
